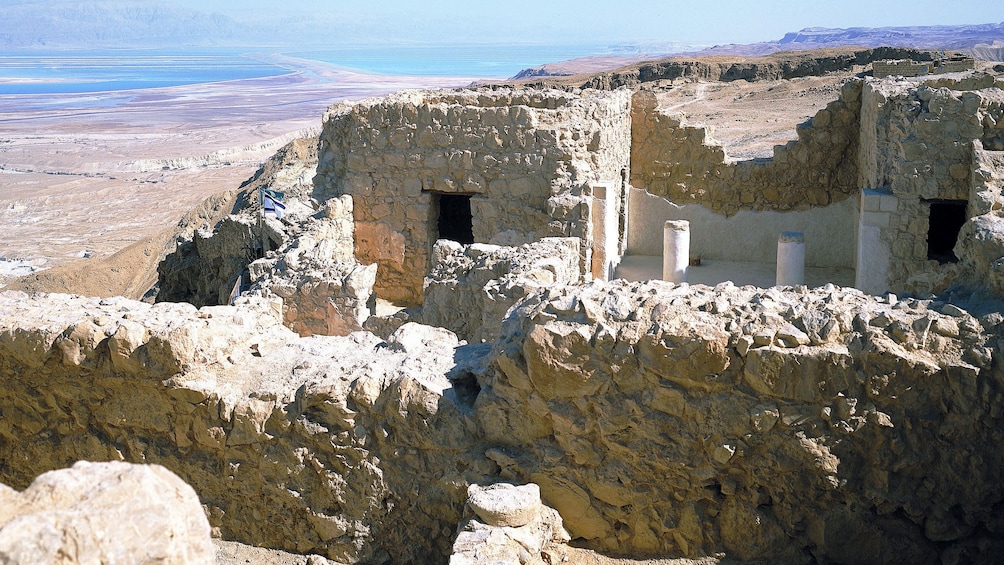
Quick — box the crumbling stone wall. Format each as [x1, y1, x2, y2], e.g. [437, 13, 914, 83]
[420, 237, 580, 343]
[477, 280, 1004, 562]
[4, 279, 1004, 563]
[630, 81, 861, 217]
[157, 136, 321, 308]
[953, 142, 1004, 294]
[858, 78, 1004, 294]
[0, 292, 482, 564]
[314, 88, 632, 304]
[245, 195, 376, 337]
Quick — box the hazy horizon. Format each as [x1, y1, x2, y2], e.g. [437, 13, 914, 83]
[1, 0, 1000, 50]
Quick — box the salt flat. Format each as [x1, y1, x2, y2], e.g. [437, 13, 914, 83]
[0, 55, 470, 286]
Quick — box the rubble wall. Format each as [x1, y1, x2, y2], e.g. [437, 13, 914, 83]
[314, 88, 633, 304]
[630, 81, 862, 217]
[245, 195, 374, 337]
[4, 279, 1004, 563]
[858, 79, 1004, 294]
[477, 280, 1004, 562]
[421, 238, 581, 343]
[0, 292, 483, 564]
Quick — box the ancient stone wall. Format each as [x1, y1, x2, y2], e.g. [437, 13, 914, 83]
[314, 88, 633, 304]
[630, 81, 862, 217]
[0, 292, 481, 564]
[857, 78, 1004, 294]
[4, 278, 1004, 563]
[477, 280, 1004, 562]
[245, 195, 375, 337]
[420, 237, 580, 343]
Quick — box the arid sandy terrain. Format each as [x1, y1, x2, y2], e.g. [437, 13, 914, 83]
[0, 53, 853, 297]
[652, 74, 851, 159]
[0, 55, 473, 291]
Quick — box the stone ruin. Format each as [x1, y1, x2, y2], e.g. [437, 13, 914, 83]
[4, 68, 1004, 563]
[873, 55, 977, 78]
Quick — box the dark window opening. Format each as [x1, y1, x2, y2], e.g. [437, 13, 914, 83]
[436, 193, 474, 244]
[925, 199, 967, 264]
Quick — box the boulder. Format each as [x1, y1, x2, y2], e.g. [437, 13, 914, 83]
[0, 461, 213, 564]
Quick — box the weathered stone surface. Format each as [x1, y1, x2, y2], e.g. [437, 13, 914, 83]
[4, 274, 1004, 563]
[477, 279, 1004, 561]
[421, 237, 581, 343]
[0, 461, 213, 564]
[451, 483, 569, 565]
[158, 136, 322, 307]
[467, 483, 542, 528]
[314, 88, 632, 303]
[0, 291, 479, 564]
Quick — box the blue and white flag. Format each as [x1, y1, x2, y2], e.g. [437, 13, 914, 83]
[263, 193, 286, 219]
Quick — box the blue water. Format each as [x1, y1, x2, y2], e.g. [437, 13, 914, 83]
[290, 43, 609, 78]
[0, 43, 611, 95]
[0, 49, 289, 95]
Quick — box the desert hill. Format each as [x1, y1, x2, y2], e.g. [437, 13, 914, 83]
[513, 23, 1004, 78]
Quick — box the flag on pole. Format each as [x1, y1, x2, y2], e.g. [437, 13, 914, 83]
[259, 187, 286, 219]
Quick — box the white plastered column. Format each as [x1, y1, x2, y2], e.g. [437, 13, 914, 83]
[663, 220, 690, 283]
[776, 231, 805, 286]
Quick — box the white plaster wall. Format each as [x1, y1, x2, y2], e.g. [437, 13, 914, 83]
[627, 188, 858, 268]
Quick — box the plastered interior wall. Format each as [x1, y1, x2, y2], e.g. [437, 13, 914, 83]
[314, 88, 632, 303]
[627, 187, 858, 268]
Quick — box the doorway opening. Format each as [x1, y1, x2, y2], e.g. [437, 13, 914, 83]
[435, 193, 474, 244]
[924, 199, 967, 264]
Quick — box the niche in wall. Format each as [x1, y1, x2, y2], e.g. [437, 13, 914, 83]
[434, 193, 474, 244]
[924, 199, 967, 264]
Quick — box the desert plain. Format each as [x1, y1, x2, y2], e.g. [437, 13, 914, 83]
[0, 54, 474, 292]
[0, 51, 852, 298]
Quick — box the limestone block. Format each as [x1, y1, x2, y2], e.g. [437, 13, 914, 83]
[0, 461, 213, 564]
[467, 483, 542, 528]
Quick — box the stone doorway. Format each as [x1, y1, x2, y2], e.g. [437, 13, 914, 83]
[434, 193, 475, 244]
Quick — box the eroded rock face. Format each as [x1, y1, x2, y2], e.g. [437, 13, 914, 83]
[477, 279, 1004, 562]
[0, 461, 213, 564]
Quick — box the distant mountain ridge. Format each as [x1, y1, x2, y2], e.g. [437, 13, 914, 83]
[0, 1, 248, 48]
[778, 23, 1004, 50]
[513, 23, 1004, 80]
[697, 22, 1004, 58]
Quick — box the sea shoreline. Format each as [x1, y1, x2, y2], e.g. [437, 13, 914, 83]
[0, 54, 475, 282]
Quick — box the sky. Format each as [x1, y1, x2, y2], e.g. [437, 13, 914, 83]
[167, 0, 1001, 45]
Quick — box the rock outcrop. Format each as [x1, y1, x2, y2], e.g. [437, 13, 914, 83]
[0, 461, 213, 564]
[576, 47, 950, 90]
